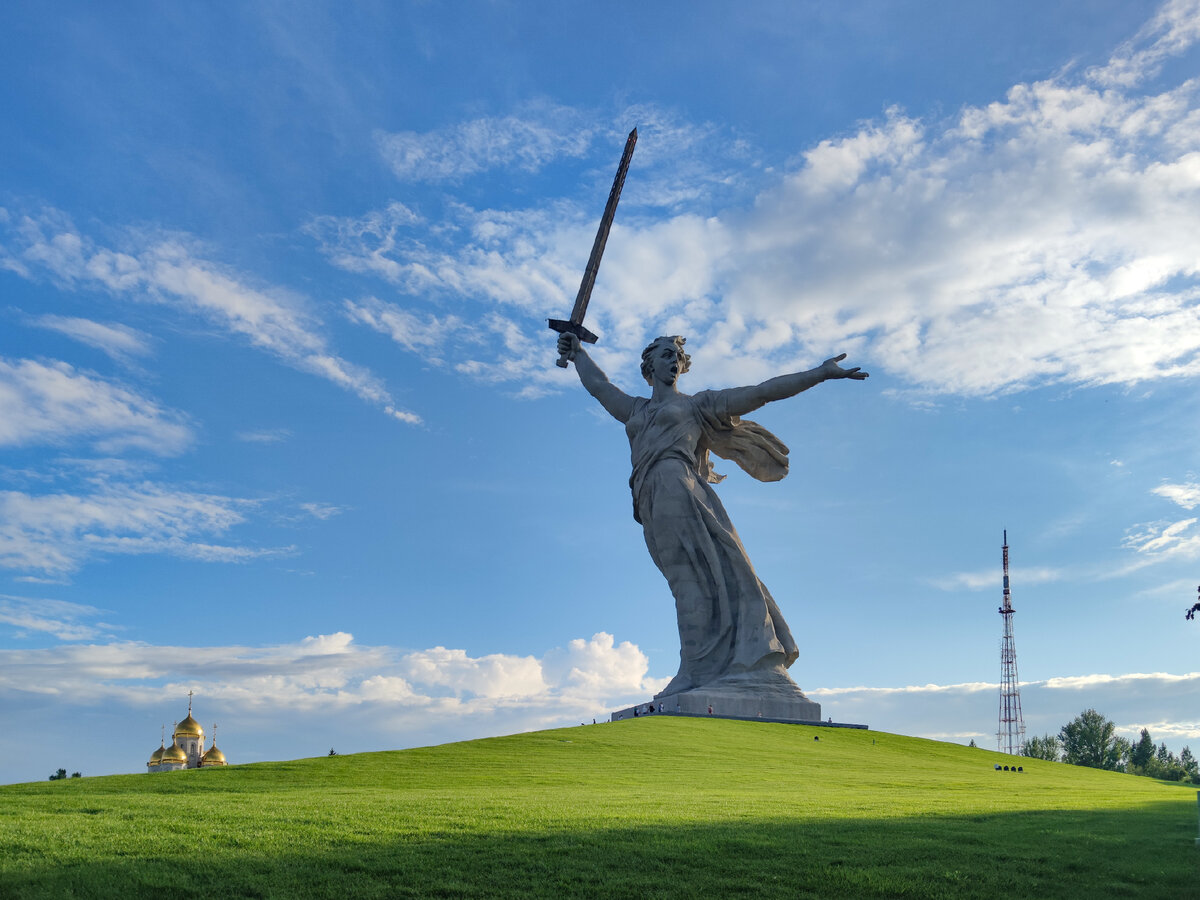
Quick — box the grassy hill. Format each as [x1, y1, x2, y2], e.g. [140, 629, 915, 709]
[2, 717, 1197, 898]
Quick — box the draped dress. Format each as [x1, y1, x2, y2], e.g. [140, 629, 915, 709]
[625, 389, 800, 698]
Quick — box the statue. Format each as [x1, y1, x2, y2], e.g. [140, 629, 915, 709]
[557, 331, 868, 719]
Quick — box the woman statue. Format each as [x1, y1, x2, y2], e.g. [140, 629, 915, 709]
[557, 331, 868, 706]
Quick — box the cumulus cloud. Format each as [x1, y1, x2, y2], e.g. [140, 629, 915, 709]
[3, 629, 1194, 781]
[1, 211, 421, 425]
[0, 482, 287, 574]
[0, 357, 192, 455]
[0, 630, 660, 717]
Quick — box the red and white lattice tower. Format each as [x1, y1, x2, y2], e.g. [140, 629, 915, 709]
[997, 530, 1026, 754]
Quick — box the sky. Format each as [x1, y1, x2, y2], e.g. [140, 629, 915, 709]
[2, 0, 1199, 784]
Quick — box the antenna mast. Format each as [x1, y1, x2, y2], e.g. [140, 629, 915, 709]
[997, 529, 1026, 754]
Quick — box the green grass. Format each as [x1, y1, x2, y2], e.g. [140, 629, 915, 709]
[2, 718, 1197, 898]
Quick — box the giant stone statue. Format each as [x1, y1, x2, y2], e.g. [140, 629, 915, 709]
[551, 129, 868, 720]
[557, 330, 867, 720]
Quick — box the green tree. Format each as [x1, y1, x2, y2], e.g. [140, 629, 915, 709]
[48, 768, 67, 781]
[1180, 746, 1198, 783]
[1021, 733, 1061, 761]
[1112, 736, 1132, 773]
[1130, 728, 1155, 771]
[1060, 709, 1122, 770]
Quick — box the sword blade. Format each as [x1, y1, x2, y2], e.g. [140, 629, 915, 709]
[569, 126, 637, 325]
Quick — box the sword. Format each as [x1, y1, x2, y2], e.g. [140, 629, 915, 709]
[549, 127, 637, 367]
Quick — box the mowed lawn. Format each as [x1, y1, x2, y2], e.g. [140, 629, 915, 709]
[2, 717, 1197, 898]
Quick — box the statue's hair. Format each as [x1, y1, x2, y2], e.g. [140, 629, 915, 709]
[640, 335, 691, 385]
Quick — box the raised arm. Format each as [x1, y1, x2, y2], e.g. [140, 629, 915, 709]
[719, 353, 868, 417]
[557, 333, 637, 423]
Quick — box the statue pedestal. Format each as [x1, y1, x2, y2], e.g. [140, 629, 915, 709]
[665, 682, 821, 721]
[613, 667, 823, 723]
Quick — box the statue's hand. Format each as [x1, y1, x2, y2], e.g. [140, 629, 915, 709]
[557, 332, 581, 363]
[821, 353, 868, 381]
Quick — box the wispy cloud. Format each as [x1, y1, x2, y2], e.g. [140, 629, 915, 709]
[1153, 481, 1200, 509]
[1, 211, 421, 425]
[812, 670, 1200, 748]
[0, 595, 115, 641]
[321, 8, 1200, 400]
[375, 105, 597, 182]
[0, 482, 288, 574]
[299, 502, 343, 520]
[235, 428, 292, 444]
[930, 566, 1065, 592]
[0, 357, 192, 455]
[28, 315, 153, 363]
[1089, 0, 1200, 87]
[1122, 517, 1200, 561]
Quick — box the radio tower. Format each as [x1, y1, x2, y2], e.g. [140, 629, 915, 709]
[997, 530, 1026, 754]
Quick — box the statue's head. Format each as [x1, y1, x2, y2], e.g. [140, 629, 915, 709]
[640, 335, 691, 386]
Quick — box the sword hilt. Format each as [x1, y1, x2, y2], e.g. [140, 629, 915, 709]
[549, 319, 599, 368]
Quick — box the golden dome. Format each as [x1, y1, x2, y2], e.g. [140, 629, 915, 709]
[174, 715, 203, 738]
[161, 742, 187, 764]
[148, 744, 165, 766]
[200, 745, 227, 767]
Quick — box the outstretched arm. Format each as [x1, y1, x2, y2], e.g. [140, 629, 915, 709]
[557, 333, 637, 423]
[720, 354, 868, 417]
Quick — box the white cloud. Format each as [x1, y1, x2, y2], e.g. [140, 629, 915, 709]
[0, 357, 192, 455]
[299, 502, 344, 520]
[29, 315, 152, 362]
[322, 9, 1200, 400]
[0, 595, 114, 641]
[3, 213, 421, 425]
[375, 107, 596, 181]
[235, 428, 292, 444]
[930, 566, 1064, 592]
[811, 670, 1200, 750]
[4, 632, 1196, 782]
[0, 482, 286, 574]
[1089, 0, 1200, 88]
[0, 630, 659, 716]
[1122, 517, 1200, 560]
[1153, 481, 1200, 509]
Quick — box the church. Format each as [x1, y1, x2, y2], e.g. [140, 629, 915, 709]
[147, 693, 229, 772]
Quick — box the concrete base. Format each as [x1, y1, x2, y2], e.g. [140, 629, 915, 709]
[613, 666, 828, 724]
[662, 684, 821, 721]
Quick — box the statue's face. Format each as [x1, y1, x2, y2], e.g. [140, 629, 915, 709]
[648, 342, 681, 386]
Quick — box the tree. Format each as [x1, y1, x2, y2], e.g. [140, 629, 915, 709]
[1181, 746, 1199, 783]
[1130, 728, 1155, 771]
[70, 772, 81, 779]
[48, 768, 67, 781]
[1021, 733, 1061, 761]
[1060, 709, 1122, 770]
[1112, 736, 1132, 773]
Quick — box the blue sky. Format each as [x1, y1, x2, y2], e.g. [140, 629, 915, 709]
[2, 0, 1199, 784]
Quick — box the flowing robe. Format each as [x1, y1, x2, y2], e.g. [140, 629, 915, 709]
[625, 390, 799, 697]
